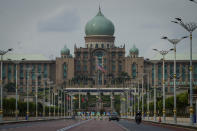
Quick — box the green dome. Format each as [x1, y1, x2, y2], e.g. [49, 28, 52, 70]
[61, 45, 70, 55]
[129, 45, 139, 54]
[85, 8, 115, 36]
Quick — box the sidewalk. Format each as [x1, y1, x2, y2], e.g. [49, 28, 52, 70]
[0, 116, 72, 125]
[122, 116, 197, 129]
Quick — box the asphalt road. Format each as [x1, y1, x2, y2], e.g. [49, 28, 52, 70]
[116, 119, 195, 131]
[0, 119, 195, 131]
[0, 119, 80, 131]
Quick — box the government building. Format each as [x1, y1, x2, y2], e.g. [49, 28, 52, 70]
[1, 8, 197, 104]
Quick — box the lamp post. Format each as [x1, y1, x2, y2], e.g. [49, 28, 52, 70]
[172, 18, 197, 125]
[145, 58, 159, 122]
[161, 36, 188, 123]
[47, 81, 53, 118]
[151, 60, 159, 121]
[42, 78, 49, 117]
[8, 58, 26, 121]
[0, 48, 13, 122]
[34, 72, 42, 119]
[153, 48, 173, 122]
[189, 0, 197, 4]
[137, 80, 140, 112]
[24, 67, 32, 120]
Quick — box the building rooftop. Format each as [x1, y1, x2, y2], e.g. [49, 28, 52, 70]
[151, 53, 197, 61]
[3, 54, 49, 61]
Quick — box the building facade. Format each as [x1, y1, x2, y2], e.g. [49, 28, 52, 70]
[1, 8, 197, 100]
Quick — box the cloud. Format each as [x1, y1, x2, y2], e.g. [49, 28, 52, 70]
[38, 8, 80, 32]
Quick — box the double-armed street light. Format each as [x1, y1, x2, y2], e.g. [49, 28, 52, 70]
[153, 48, 174, 122]
[34, 72, 43, 119]
[161, 36, 188, 123]
[47, 81, 53, 118]
[24, 67, 32, 120]
[189, 0, 197, 4]
[172, 17, 197, 125]
[8, 58, 26, 121]
[145, 58, 160, 122]
[42, 78, 49, 117]
[0, 48, 13, 122]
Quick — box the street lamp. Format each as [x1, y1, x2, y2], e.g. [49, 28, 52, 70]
[42, 78, 49, 117]
[172, 17, 197, 125]
[8, 58, 26, 121]
[153, 48, 173, 122]
[0, 48, 13, 122]
[161, 36, 188, 123]
[47, 81, 53, 118]
[148, 59, 159, 122]
[189, 0, 197, 4]
[24, 67, 32, 120]
[34, 72, 43, 119]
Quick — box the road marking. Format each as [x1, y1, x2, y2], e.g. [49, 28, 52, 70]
[113, 121, 129, 131]
[57, 119, 90, 131]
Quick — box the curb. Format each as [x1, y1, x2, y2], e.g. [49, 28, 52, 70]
[123, 118, 197, 130]
[0, 117, 72, 125]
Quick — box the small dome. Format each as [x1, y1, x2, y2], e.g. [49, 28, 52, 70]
[85, 7, 115, 36]
[61, 45, 70, 55]
[129, 45, 139, 54]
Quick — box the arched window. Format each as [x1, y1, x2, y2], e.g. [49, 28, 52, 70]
[96, 44, 98, 48]
[63, 63, 67, 79]
[132, 63, 136, 79]
[101, 44, 104, 48]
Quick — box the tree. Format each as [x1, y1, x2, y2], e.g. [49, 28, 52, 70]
[4, 82, 15, 92]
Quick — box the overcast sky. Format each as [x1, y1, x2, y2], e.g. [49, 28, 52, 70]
[0, 0, 197, 59]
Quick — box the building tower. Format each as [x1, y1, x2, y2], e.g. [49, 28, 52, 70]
[74, 7, 125, 86]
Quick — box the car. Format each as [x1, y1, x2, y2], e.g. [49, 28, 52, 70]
[109, 112, 119, 121]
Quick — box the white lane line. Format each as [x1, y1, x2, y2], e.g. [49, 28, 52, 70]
[113, 121, 129, 131]
[57, 119, 90, 131]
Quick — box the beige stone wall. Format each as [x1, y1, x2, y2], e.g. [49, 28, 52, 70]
[125, 56, 144, 82]
[55, 57, 74, 86]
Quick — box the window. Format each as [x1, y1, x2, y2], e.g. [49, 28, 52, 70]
[158, 64, 162, 83]
[8, 64, 12, 80]
[182, 64, 186, 81]
[83, 52, 88, 58]
[118, 64, 122, 72]
[107, 44, 109, 48]
[112, 65, 116, 72]
[101, 44, 104, 48]
[118, 52, 123, 57]
[14, 65, 16, 80]
[77, 52, 80, 57]
[170, 64, 173, 79]
[20, 64, 24, 79]
[194, 63, 197, 79]
[188, 65, 190, 81]
[152, 64, 154, 85]
[76, 65, 80, 71]
[112, 52, 115, 57]
[63, 63, 67, 78]
[32, 65, 36, 80]
[38, 64, 42, 73]
[83, 65, 87, 71]
[96, 44, 98, 48]
[44, 64, 48, 78]
[132, 63, 137, 79]
[176, 64, 180, 79]
[165, 64, 168, 80]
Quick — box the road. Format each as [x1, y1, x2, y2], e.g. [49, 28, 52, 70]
[0, 119, 195, 131]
